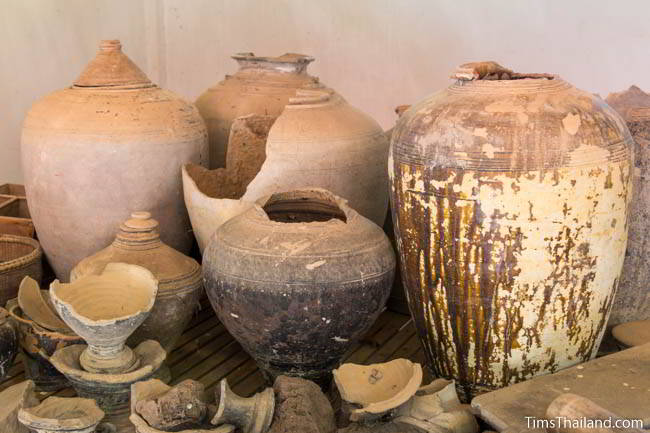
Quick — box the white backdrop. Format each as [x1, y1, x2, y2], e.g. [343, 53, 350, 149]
[2, 0, 649, 182]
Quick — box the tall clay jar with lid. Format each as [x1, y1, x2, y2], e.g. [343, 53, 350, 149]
[389, 62, 634, 401]
[195, 52, 320, 169]
[21, 40, 208, 281]
[70, 211, 202, 355]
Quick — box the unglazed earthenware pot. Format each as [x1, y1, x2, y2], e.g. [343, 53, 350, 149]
[21, 40, 207, 281]
[195, 52, 319, 169]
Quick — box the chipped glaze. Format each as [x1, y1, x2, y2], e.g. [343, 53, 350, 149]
[389, 73, 634, 401]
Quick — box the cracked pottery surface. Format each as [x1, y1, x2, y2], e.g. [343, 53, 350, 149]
[389, 62, 634, 400]
[21, 39, 208, 281]
[196, 52, 320, 170]
[203, 189, 395, 383]
[185, 84, 389, 254]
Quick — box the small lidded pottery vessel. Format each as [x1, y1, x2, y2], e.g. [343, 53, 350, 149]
[195, 52, 320, 169]
[203, 189, 395, 385]
[71, 212, 202, 353]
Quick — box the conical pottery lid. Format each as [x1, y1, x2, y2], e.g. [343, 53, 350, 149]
[74, 40, 153, 88]
[72, 212, 200, 292]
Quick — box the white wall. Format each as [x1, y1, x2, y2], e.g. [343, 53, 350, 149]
[3, 0, 650, 182]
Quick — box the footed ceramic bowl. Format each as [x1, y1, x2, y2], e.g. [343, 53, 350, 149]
[50, 263, 158, 374]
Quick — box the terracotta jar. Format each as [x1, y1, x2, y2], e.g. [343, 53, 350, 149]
[389, 62, 633, 400]
[195, 52, 320, 169]
[184, 88, 390, 253]
[21, 40, 208, 281]
[605, 86, 650, 326]
[70, 212, 202, 353]
[203, 189, 395, 384]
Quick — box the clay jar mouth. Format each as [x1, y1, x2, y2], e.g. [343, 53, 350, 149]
[260, 190, 348, 224]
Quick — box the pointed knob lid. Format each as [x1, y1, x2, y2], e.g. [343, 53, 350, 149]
[74, 40, 153, 88]
[116, 211, 160, 246]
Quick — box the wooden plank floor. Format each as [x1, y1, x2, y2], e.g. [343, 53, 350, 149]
[0, 301, 427, 401]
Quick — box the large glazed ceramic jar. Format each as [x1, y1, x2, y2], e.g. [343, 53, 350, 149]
[21, 40, 208, 281]
[195, 52, 319, 169]
[605, 86, 650, 326]
[203, 189, 395, 384]
[389, 62, 633, 400]
[70, 211, 202, 352]
[184, 88, 391, 253]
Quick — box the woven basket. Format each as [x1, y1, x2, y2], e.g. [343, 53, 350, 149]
[0, 235, 42, 308]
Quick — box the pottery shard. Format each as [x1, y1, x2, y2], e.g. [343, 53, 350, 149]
[268, 376, 336, 433]
[136, 379, 209, 431]
[0, 380, 39, 433]
[188, 114, 275, 200]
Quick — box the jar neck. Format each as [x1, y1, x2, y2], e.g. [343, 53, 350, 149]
[232, 53, 314, 75]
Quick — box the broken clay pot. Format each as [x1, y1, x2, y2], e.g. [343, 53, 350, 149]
[390, 61, 634, 400]
[195, 52, 320, 170]
[18, 276, 69, 332]
[182, 113, 275, 254]
[605, 86, 650, 327]
[135, 379, 208, 430]
[21, 39, 208, 282]
[0, 380, 39, 433]
[6, 296, 83, 391]
[50, 263, 158, 374]
[334, 359, 423, 423]
[203, 189, 395, 384]
[71, 212, 202, 356]
[211, 379, 274, 433]
[0, 307, 18, 379]
[185, 86, 390, 254]
[130, 379, 235, 433]
[18, 396, 105, 433]
[49, 340, 166, 433]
